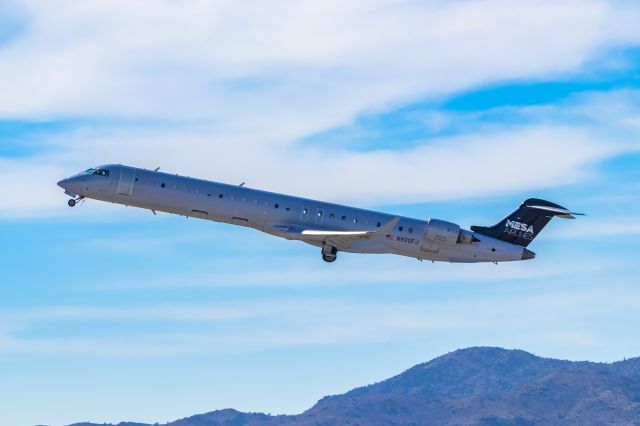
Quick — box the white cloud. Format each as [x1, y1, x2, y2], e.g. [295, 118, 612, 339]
[0, 158, 72, 218]
[0, 120, 630, 218]
[2, 1, 640, 217]
[2, 0, 640, 124]
[1, 0, 639, 121]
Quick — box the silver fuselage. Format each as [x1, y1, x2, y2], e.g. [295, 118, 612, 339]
[58, 164, 529, 263]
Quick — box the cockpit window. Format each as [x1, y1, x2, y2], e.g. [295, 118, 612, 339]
[85, 168, 109, 177]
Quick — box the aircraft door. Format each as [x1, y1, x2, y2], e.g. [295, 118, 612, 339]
[118, 167, 136, 196]
[315, 208, 324, 225]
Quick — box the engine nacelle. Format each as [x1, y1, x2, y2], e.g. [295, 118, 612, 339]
[425, 219, 475, 245]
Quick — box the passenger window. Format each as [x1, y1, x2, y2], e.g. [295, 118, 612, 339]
[341, 215, 346, 221]
[399, 226, 404, 232]
[285, 207, 290, 211]
[303, 208, 308, 214]
[376, 222, 381, 227]
[134, 177, 139, 182]
[275, 203, 279, 209]
[317, 211, 323, 217]
[161, 183, 165, 188]
[353, 218, 358, 223]
[408, 228, 413, 233]
[219, 194, 223, 198]
[207, 193, 212, 197]
[329, 213, 335, 219]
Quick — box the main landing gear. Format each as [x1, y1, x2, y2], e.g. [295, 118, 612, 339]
[67, 196, 84, 207]
[321, 245, 338, 263]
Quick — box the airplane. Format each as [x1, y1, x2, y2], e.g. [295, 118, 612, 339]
[57, 164, 582, 263]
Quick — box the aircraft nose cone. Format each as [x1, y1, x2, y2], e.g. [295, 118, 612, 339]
[57, 178, 70, 189]
[521, 248, 536, 260]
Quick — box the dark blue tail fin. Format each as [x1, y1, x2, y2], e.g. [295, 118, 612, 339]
[470, 198, 582, 247]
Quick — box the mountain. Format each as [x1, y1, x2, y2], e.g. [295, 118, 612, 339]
[67, 347, 640, 426]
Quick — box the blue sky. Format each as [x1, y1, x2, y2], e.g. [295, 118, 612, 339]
[1, 1, 640, 425]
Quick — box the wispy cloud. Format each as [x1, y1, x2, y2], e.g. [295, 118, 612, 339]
[545, 216, 640, 239]
[0, 305, 258, 323]
[84, 248, 617, 290]
[2, 1, 640, 218]
[2, 0, 638, 120]
[2, 283, 639, 358]
[2, 110, 636, 218]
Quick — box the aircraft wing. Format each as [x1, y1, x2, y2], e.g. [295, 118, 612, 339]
[270, 217, 400, 251]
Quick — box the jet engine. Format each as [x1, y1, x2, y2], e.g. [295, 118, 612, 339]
[425, 219, 475, 245]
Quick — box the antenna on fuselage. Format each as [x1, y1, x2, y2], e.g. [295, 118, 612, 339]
[239, 182, 245, 187]
[154, 167, 160, 171]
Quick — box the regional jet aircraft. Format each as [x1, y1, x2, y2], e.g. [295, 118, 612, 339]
[57, 165, 582, 263]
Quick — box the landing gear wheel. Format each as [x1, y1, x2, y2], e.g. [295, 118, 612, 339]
[321, 245, 338, 263]
[322, 253, 337, 263]
[68, 199, 76, 207]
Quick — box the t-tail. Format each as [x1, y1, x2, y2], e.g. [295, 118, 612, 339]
[470, 198, 583, 247]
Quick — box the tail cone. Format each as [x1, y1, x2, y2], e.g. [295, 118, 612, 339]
[521, 248, 536, 260]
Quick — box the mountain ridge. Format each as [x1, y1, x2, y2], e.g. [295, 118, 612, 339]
[67, 347, 640, 426]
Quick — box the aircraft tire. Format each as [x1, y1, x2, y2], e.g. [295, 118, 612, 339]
[68, 199, 76, 207]
[322, 253, 337, 263]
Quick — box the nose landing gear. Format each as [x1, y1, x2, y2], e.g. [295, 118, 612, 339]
[67, 196, 85, 207]
[321, 245, 338, 263]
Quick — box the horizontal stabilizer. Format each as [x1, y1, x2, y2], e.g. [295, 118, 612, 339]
[524, 202, 584, 219]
